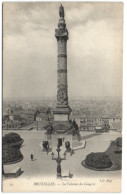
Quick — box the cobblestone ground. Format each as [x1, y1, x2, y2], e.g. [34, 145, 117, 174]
[3, 130, 122, 179]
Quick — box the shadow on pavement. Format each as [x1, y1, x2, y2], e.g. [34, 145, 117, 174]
[31, 159, 37, 161]
[62, 173, 73, 178]
[81, 133, 100, 141]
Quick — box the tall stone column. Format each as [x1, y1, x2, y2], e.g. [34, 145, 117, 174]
[53, 4, 71, 122]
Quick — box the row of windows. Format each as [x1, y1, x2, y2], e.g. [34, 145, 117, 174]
[81, 118, 121, 122]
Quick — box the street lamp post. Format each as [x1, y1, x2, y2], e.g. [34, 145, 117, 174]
[51, 144, 66, 178]
[37, 120, 38, 130]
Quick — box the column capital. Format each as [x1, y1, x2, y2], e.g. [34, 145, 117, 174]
[55, 29, 68, 41]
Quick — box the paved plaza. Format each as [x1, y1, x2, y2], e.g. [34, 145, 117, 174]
[3, 130, 121, 179]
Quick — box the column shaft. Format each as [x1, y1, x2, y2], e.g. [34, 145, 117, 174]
[57, 38, 68, 106]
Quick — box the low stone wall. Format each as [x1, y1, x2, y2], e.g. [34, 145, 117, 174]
[81, 160, 113, 171]
[4, 167, 22, 178]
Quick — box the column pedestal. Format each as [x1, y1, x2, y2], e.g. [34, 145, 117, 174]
[53, 105, 71, 122]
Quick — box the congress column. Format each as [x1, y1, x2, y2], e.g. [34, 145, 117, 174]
[53, 4, 71, 122]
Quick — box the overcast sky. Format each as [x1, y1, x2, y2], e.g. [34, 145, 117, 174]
[3, 2, 123, 99]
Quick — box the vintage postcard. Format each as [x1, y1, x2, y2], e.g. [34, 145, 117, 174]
[2, 2, 123, 192]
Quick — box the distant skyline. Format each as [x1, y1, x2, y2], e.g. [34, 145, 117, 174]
[3, 95, 122, 103]
[3, 2, 123, 99]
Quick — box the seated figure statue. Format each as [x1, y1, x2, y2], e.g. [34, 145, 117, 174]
[65, 141, 70, 151]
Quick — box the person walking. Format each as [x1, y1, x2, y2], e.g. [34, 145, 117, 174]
[31, 154, 33, 161]
[84, 141, 86, 148]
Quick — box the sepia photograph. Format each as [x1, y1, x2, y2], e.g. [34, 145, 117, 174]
[2, 1, 123, 192]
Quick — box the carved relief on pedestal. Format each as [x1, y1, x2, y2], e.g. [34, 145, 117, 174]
[57, 84, 68, 105]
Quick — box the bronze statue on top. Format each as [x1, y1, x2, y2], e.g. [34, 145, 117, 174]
[59, 4, 64, 18]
